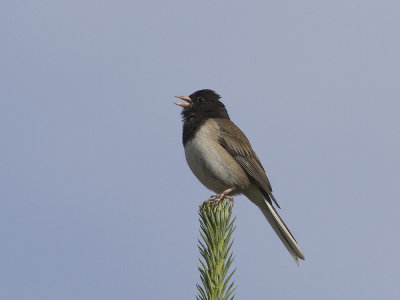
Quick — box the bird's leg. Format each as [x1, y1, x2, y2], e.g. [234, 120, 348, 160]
[208, 188, 235, 204]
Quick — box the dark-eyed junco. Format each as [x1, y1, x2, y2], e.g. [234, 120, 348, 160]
[175, 89, 305, 265]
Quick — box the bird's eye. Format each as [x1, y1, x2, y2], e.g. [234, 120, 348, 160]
[198, 97, 205, 102]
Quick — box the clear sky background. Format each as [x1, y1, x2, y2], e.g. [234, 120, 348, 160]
[1, 1, 399, 299]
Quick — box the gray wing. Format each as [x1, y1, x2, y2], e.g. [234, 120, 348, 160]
[216, 118, 280, 208]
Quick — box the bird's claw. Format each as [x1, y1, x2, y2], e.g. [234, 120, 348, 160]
[207, 193, 234, 205]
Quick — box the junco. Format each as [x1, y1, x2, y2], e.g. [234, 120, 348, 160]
[175, 89, 305, 265]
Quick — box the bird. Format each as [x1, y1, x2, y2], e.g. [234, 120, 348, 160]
[174, 89, 305, 265]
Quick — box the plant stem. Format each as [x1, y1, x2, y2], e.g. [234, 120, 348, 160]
[197, 199, 236, 300]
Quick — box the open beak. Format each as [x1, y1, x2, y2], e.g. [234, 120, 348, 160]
[174, 95, 192, 108]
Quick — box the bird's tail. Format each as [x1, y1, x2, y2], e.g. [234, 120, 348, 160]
[259, 200, 305, 265]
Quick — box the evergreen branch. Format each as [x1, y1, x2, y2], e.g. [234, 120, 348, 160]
[197, 199, 236, 300]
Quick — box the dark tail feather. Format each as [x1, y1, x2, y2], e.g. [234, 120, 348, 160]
[259, 200, 305, 265]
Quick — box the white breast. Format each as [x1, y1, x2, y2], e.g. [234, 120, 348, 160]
[184, 119, 249, 194]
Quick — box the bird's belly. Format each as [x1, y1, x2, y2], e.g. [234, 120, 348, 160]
[184, 133, 250, 194]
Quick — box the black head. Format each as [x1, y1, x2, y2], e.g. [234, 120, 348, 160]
[175, 89, 229, 120]
[175, 89, 230, 144]
[189, 89, 222, 105]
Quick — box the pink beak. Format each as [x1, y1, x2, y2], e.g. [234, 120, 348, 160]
[174, 95, 192, 108]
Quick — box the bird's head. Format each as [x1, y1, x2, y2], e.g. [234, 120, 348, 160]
[175, 89, 229, 120]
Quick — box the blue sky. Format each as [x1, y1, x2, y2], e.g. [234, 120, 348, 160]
[1, 1, 400, 299]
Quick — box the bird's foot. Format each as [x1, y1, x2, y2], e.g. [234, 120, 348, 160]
[206, 188, 235, 205]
